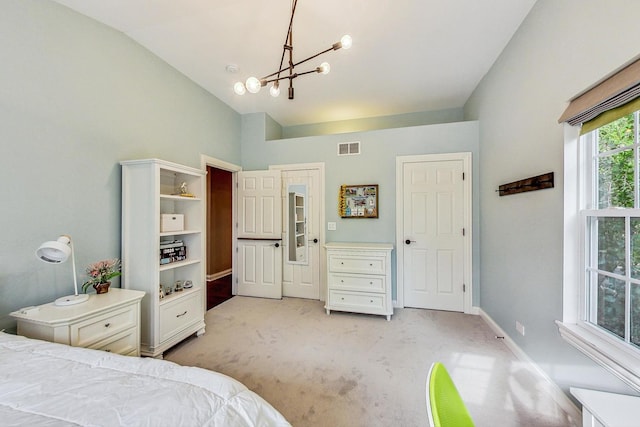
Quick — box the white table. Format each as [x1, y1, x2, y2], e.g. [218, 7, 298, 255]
[570, 387, 640, 427]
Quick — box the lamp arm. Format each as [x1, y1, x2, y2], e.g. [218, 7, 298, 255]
[69, 239, 79, 296]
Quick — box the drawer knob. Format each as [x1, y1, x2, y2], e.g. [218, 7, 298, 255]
[370, 300, 373, 303]
[341, 297, 345, 300]
[369, 263, 373, 266]
[341, 262, 344, 265]
[370, 282, 373, 285]
[176, 311, 188, 318]
[104, 323, 111, 328]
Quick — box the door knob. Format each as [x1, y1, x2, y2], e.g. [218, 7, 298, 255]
[274, 242, 280, 248]
[313, 238, 318, 243]
[405, 239, 416, 245]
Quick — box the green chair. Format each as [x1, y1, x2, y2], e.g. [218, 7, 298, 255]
[426, 362, 475, 427]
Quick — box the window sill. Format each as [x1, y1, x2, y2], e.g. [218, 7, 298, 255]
[556, 321, 640, 392]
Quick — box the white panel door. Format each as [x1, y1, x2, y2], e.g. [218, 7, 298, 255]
[237, 170, 282, 299]
[237, 239, 282, 299]
[402, 160, 465, 311]
[237, 170, 281, 239]
[280, 169, 321, 299]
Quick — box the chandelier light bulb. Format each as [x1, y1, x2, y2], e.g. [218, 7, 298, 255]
[233, 81, 246, 95]
[246, 76, 262, 94]
[340, 34, 352, 50]
[319, 62, 330, 75]
[270, 83, 281, 97]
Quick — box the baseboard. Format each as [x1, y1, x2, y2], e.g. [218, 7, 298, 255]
[478, 309, 582, 423]
[207, 269, 232, 281]
[468, 306, 480, 315]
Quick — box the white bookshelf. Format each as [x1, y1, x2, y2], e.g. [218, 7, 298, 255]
[120, 158, 206, 358]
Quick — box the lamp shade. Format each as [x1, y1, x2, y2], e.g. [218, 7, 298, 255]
[36, 236, 71, 264]
[36, 235, 89, 306]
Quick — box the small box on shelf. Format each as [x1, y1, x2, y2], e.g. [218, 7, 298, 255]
[161, 214, 184, 232]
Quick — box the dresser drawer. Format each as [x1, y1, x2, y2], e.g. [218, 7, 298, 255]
[159, 292, 202, 343]
[329, 273, 385, 293]
[89, 328, 138, 356]
[70, 304, 137, 348]
[328, 254, 386, 275]
[328, 290, 386, 312]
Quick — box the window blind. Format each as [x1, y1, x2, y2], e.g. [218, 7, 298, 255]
[558, 58, 640, 127]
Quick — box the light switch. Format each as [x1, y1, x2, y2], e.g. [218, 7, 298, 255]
[327, 222, 337, 231]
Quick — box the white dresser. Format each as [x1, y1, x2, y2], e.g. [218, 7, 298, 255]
[325, 242, 393, 320]
[10, 288, 145, 356]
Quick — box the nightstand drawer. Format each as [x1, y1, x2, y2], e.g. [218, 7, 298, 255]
[88, 328, 138, 356]
[328, 255, 386, 274]
[329, 290, 386, 311]
[70, 304, 137, 348]
[328, 273, 385, 293]
[159, 292, 201, 343]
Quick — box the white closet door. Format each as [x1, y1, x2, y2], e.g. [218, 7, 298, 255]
[402, 159, 465, 311]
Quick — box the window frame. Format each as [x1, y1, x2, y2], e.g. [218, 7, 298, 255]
[559, 122, 640, 392]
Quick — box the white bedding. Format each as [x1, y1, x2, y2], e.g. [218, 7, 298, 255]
[0, 332, 290, 426]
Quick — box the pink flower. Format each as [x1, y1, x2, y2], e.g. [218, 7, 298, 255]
[82, 258, 121, 293]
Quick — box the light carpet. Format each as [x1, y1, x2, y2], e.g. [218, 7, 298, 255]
[165, 296, 579, 427]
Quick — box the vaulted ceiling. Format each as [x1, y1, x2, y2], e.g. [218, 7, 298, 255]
[53, 0, 537, 127]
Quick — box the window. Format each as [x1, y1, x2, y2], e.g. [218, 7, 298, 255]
[583, 111, 640, 349]
[559, 58, 640, 391]
[558, 111, 640, 392]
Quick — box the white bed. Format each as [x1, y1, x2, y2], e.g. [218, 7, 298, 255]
[0, 332, 290, 426]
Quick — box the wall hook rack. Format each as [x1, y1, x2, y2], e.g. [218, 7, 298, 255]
[498, 172, 554, 196]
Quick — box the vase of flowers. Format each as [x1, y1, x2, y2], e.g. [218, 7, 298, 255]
[82, 259, 121, 294]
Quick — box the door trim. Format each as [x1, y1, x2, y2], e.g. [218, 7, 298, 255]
[270, 162, 326, 301]
[395, 153, 472, 313]
[201, 155, 242, 295]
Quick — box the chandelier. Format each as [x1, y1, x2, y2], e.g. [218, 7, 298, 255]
[233, 0, 352, 100]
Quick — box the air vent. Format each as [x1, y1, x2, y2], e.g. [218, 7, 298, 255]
[337, 141, 360, 156]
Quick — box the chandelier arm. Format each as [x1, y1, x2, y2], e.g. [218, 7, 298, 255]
[275, 0, 298, 79]
[263, 66, 319, 85]
[260, 45, 334, 81]
[291, 46, 334, 68]
[293, 68, 320, 77]
[263, 74, 298, 85]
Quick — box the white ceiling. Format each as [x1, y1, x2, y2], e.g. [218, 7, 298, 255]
[52, 0, 537, 127]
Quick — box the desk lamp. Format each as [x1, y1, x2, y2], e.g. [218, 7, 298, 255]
[36, 235, 89, 306]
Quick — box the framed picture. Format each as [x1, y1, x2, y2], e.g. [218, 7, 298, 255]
[338, 184, 378, 218]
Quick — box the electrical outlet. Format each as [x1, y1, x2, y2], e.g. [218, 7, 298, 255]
[516, 321, 525, 336]
[327, 222, 337, 231]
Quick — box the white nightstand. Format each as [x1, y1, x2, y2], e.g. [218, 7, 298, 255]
[10, 288, 145, 356]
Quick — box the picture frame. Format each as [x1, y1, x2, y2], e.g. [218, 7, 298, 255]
[338, 184, 378, 218]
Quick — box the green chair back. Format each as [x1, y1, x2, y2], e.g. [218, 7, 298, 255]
[427, 362, 475, 427]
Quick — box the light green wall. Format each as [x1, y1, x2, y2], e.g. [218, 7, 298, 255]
[278, 108, 464, 140]
[242, 113, 480, 303]
[0, 0, 241, 331]
[465, 0, 640, 395]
